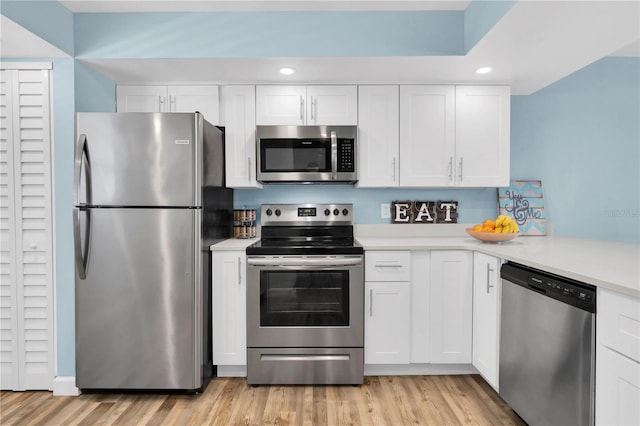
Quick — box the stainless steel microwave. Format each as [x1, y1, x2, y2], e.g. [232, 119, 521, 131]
[256, 125, 357, 183]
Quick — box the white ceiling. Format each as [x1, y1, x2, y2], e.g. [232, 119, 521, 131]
[2, 1, 639, 95]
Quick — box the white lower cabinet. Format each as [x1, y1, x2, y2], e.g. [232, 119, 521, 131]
[429, 250, 473, 363]
[472, 252, 501, 390]
[596, 288, 640, 425]
[212, 251, 246, 368]
[596, 346, 640, 425]
[365, 281, 411, 364]
[410, 251, 430, 363]
[364, 251, 411, 364]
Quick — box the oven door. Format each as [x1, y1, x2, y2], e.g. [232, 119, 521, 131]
[246, 255, 364, 348]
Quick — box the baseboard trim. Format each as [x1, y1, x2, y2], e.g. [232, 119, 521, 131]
[216, 365, 247, 377]
[364, 363, 478, 376]
[53, 376, 80, 396]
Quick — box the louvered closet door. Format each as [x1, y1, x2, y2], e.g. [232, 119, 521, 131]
[0, 66, 54, 391]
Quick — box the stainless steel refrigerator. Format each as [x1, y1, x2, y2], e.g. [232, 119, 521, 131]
[73, 112, 232, 391]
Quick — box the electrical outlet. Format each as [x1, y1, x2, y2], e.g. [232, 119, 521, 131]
[381, 203, 391, 219]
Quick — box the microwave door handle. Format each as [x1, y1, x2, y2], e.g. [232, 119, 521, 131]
[331, 131, 338, 180]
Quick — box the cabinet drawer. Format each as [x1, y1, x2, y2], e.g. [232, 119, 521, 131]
[598, 288, 640, 362]
[365, 251, 411, 281]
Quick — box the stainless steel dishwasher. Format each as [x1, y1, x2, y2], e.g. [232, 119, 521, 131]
[499, 262, 596, 426]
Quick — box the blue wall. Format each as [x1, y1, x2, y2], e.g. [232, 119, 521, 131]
[74, 11, 464, 58]
[511, 57, 640, 243]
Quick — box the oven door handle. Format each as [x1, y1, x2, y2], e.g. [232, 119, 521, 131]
[247, 257, 362, 267]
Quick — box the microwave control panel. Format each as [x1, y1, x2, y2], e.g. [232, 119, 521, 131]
[337, 139, 355, 172]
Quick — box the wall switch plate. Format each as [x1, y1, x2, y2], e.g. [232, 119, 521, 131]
[381, 203, 391, 219]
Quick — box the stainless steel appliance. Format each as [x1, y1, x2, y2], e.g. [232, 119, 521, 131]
[73, 112, 232, 391]
[256, 125, 357, 183]
[245, 203, 364, 384]
[500, 262, 596, 426]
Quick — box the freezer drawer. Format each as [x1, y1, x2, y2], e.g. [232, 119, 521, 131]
[75, 207, 202, 390]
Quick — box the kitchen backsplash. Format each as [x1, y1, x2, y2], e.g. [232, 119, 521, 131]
[233, 186, 497, 225]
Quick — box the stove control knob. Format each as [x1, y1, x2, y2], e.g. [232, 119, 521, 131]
[265, 208, 273, 216]
[342, 209, 349, 216]
[324, 208, 331, 216]
[275, 209, 281, 216]
[333, 208, 340, 216]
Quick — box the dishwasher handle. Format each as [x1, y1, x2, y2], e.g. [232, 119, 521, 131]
[501, 262, 596, 313]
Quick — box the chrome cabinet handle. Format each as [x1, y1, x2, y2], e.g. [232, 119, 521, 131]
[238, 257, 242, 285]
[448, 157, 453, 181]
[486, 264, 494, 293]
[370, 289, 373, 316]
[159, 96, 164, 111]
[300, 96, 304, 122]
[458, 157, 463, 181]
[247, 157, 252, 181]
[392, 157, 397, 182]
[374, 264, 403, 269]
[310, 96, 316, 121]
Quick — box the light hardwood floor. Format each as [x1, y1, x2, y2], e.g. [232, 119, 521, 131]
[0, 375, 525, 426]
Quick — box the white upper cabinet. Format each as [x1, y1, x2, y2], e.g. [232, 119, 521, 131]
[357, 85, 400, 187]
[116, 85, 166, 112]
[399, 85, 455, 187]
[256, 85, 357, 125]
[116, 85, 220, 124]
[360, 84, 510, 188]
[220, 85, 261, 188]
[455, 86, 510, 187]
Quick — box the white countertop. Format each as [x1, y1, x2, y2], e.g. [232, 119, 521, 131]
[356, 234, 640, 298]
[210, 237, 258, 251]
[211, 224, 639, 298]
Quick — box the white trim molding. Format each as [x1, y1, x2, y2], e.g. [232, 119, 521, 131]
[53, 377, 80, 396]
[0, 62, 53, 70]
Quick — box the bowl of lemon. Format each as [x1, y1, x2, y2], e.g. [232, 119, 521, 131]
[466, 215, 520, 243]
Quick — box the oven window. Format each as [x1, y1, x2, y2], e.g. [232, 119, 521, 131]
[260, 139, 331, 172]
[260, 270, 349, 326]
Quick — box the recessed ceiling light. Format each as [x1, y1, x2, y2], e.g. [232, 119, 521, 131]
[280, 67, 295, 75]
[476, 67, 492, 75]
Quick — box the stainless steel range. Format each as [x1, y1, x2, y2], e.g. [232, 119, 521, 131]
[246, 203, 364, 385]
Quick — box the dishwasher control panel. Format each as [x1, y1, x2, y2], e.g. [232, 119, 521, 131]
[501, 262, 596, 313]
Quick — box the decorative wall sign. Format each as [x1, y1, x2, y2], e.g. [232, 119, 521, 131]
[497, 180, 547, 235]
[391, 201, 458, 224]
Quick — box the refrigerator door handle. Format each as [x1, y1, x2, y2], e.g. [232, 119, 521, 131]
[73, 134, 92, 206]
[73, 207, 90, 279]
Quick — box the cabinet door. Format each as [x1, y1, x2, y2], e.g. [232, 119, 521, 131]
[116, 85, 167, 112]
[357, 86, 400, 187]
[472, 252, 501, 389]
[306, 85, 357, 125]
[255, 85, 306, 125]
[596, 345, 640, 426]
[400, 85, 455, 187]
[455, 86, 510, 187]
[429, 250, 472, 363]
[220, 86, 261, 188]
[365, 281, 411, 364]
[212, 252, 246, 365]
[410, 251, 431, 363]
[168, 85, 219, 124]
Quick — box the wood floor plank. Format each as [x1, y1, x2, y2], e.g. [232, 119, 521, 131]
[1, 375, 527, 425]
